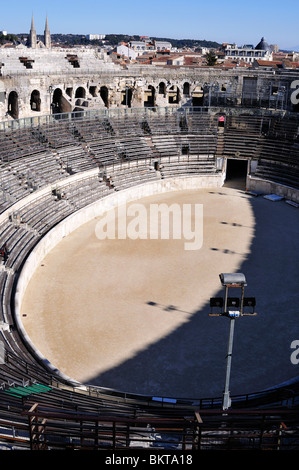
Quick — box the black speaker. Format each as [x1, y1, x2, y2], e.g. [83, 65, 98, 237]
[227, 297, 240, 308]
[210, 297, 224, 308]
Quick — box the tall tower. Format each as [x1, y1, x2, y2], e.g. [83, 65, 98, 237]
[29, 14, 37, 48]
[44, 16, 51, 49]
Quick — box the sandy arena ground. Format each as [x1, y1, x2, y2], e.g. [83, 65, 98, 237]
[20, 185, 299, 399]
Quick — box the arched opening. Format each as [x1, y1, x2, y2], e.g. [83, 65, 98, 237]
[168, 85, 180, 104]
[121, 87, 132, 107]
[30, 89, 41, 112]
[89, 86, 97, 97]
[144, 85, 155, 107]
[75, 87, 86, 99]
[7, 91, 19, 119]
[51, 88, 72, 115]
[100, 86, 109, 108]
[183, 82, 190, 96]
[159, 82, 166, 96]
[192, 86, 204, 106]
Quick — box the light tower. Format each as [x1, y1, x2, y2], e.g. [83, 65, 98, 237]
[209, 273, 257, 410]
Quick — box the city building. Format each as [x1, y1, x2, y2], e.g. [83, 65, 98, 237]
[224, 37, 273, 63]
[86, 34, 106, 40]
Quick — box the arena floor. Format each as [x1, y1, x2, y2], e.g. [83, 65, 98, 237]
[20, 182, 299, 399]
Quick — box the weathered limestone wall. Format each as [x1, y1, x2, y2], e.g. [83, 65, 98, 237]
[1, 48, 298, 121]
[247, 175, 299, 203]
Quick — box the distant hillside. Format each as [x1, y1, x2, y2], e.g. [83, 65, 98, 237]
[151, 36, 221, 49]
[38, 33, 221, 49]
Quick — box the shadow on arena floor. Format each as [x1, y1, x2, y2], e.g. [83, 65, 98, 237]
[85, 183, 299, 400]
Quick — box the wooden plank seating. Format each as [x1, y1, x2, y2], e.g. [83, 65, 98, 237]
[254, 159, 299, 189]
[145, 113, 181, 135]
[7, 150, 66, 189]
[88, 138, 120, 167]
[225, 114, 263, 135]
[62, 176, 111, 209]
[159, 155, 217, 178]
[116, 136, 154, 161]
[107, 161, 158, 190]
[151, 135, 181, 157]
[223, 132, 259, 159]
[55, 144, 97, 174]
[17, 196, 73, 235]
[0, 128, 47, 163]
[109, 115, 144, 137]
[39, 121, 78, 148]
[178, 134, 218, 155]
[268, 117, 299, 140]
[73, 116, 110, 141]
[186, 112, 218, 134]
[0, 220, 38, 272]
[257, 138, 299, 166]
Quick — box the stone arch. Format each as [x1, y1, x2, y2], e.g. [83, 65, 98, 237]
[144, 85, 155, 107]
[100, 86, 109, 108]
[66, 87, 73, 99]
[192, 85, 204, 106]
[51, 88, 71, 114]
[158, 82, 166, 96]
[121, 87, 132, 107]
[7, 91, 19, 119]
[75, 86, 86, 99]
[30, 89, 41, 112]
[183, 82, 190, 96]
[168, 85, 180, 104]
[89, 86, 97, 97]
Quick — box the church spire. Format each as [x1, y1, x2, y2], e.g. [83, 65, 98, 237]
[29, 14, 37, 48]
[31, 14, 35, 31]
[44, 15, 51, 49]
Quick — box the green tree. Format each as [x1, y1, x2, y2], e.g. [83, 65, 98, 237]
[205, 50, 217, 66]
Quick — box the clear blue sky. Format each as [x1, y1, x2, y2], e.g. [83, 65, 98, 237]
[1, 0, 298, 50]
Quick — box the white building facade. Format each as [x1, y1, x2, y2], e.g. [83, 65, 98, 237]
[224, 37, 273, 63]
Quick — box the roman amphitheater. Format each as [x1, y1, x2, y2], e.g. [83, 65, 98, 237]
[0, 38, 298, 451]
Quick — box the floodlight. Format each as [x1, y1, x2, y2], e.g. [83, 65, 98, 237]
[210, 273, 257, 411]
[219, 273, 247, 287]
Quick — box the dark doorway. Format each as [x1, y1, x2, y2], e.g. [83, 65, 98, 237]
[225, 159, 248, 189]
[183, 82, 190, 96]
[51, 88, 71, 114]
[192, 87, 204, 107]
[144, 85, 155, 107]
[8, 91, 19, 119]
[52, 88, 63, 114]
[100, 86, 109, 108]
[159, 82, 166, 96]
[30, 90, 41, 112]
[121, 87, 132, 107]
[75, 87, 86, 99]
[168, 85, 180, 104]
